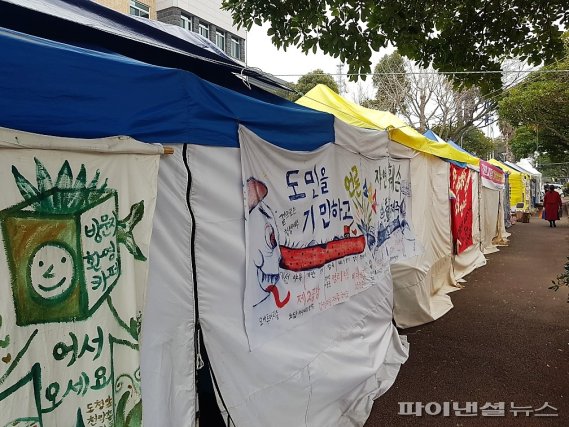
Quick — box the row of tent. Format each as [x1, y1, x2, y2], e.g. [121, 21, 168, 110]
[0, 1, 534, 426]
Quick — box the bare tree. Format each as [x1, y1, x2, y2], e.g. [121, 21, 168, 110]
[366, 53, 529, 141]
[350, 81, 374, 106]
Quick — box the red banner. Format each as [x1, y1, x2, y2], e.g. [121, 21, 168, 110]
[450, 164, 473, 254]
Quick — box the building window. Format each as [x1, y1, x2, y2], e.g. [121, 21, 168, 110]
[199, 23, 209, 39]
[180, 15, 192, 32]
[230, 37, 241, 59]
[129, 0, 149, 18]
[215, 31, 225, 51]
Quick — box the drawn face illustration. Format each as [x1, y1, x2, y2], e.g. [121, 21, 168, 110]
[251, 201, 282, 303]
[246, 177, 291, 309]
[29, 242, 75, 300]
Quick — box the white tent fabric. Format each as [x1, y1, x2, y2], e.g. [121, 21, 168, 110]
[452, 169, 487, 281]
[480, 187, 501, 254]
[517, 159, 541, 177]
[495, 192, 510, 245]
[391, 154, 457, 328]
[143, 119, 410, 427]
[135, 119, 510, 426]
[141, 149, 196, 427]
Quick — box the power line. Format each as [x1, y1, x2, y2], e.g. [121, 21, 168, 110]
[537, 162, 569, 166]
[270, 69, 569, 77]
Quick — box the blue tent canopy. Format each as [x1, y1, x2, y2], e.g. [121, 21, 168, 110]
[0, 27, 334, 149]
[423, 130, 468, 168]
[0, 0, 291, 98]
[447, 139, 471, 155]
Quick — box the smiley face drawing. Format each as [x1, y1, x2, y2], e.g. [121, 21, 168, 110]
[28, 242, 76, 301]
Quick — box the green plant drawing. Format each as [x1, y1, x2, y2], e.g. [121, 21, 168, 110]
[0, 362, 42, 427]
[111, 337, 142, 427]
[0, 315, 9, 349]
[115, 389, 142, 427]
[0, 158, 147, 326]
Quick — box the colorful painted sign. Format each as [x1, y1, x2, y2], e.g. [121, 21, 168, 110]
[240, 126, 419, 347]
[0, 135, 159, 426]
[449, 164, 474, 254]
[480, 160, 505, 190]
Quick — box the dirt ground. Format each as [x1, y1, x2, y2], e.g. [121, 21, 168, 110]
[365, 217, 569, 426]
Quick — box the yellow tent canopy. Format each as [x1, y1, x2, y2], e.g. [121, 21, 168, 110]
[296, 84, 479, 166]
[488, 159, 529, 211]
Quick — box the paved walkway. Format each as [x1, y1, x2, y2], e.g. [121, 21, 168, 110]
[365, 217, 569, 426]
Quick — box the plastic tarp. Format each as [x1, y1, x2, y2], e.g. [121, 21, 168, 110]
[0, 27, 334, 148]
[297, 85, 480, 166]
[0, 0, 290, 95]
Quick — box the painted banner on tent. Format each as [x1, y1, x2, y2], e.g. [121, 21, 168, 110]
[0, 136, 159, 426]
[240, 126, 419, 346]
[480, 160, 505, 190]
[450, 164, 474, 254]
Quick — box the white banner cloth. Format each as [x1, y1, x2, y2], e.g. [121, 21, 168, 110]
[0, 129, 159, 426]
[480, 160, 505, 190]
[187, 128, 408, 427]
[240, 126, 419, 347]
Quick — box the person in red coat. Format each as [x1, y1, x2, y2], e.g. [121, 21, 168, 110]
[543, 185, 562, 227]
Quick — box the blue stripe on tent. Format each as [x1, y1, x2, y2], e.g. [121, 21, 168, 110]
[423, 130, 468, 168]
[0, 28, 334, 150]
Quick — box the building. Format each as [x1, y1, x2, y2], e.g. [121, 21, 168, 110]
[156, 0, 246, 63]
[94, 0, 158, 20]
[93, 1, 246, 63]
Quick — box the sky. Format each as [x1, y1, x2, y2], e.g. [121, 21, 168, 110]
[245, 24, 389, 103]
[244, 25, 499, 138]
[246, 25, 340, 81]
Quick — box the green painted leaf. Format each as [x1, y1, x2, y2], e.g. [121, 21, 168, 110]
[129, 317, 140, 341]
[119, 232, 147, 262]
[87, 169, 101, 189]
[114, 391, 130, 427]
[34, 158, 56, 211]
[76, 408, 86, 427]
[34, 157, 53, 193]
[0, 334, 10, 348]
[54, 160, 73, 210]
[68, 164, 87, 210]
[55, 160, 73, 190]
[74, 165, 87, 190]
[122, 201, 145, 230]
[125, 400, 142, 427]
[117, 201, 146, 261]
[11, 165, 40, 206]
